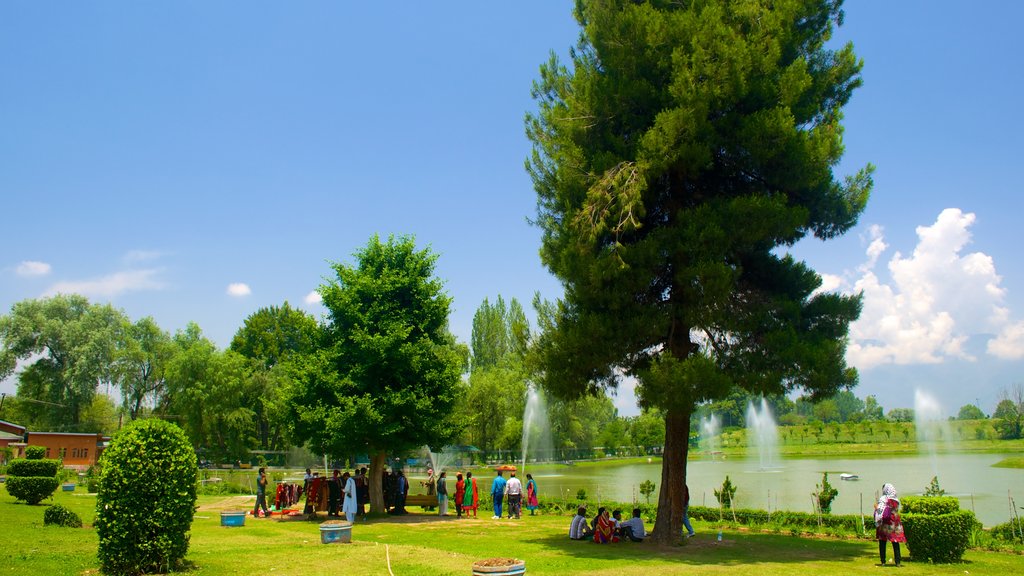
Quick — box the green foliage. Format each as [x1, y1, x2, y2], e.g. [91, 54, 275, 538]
[0, 295, 128, 429]
[6, 453, 60, 505]
[993, 386, 1024, 439]
[526, 0, 868, 540]
[85, 465, 102, 493]
[639, 480, 656, 504]
[6, 476, 60, 505]
[230, 302, 319, 369]
[9, 458, 60, 478]
[923, 476, 945, 497]
[25, 445, 46, 460]
[989, 520, 1024, 543]
[814, 472, 838, 514]
[714, 476, 737, 509]
[957, 404, 985, 420]
[44, 503, 83, 528]
[903, 510, 980, 563]
[902, 496, 960, 515]
[95, 419, 198, 575]
[287, 235, 467, 460]
[576, 488, 588, 502]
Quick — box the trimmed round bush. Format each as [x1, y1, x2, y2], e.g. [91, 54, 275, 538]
[95, 419, 198, 575]
[25, 445, 46, 460]
[9, 459, 61, 478]
[44, 503, 83, 528]
[6, 476, 60, 505]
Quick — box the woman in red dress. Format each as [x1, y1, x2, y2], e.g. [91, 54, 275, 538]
[593, 507, 619, 543]
[454, 472, 466, 518]
[874, 483, 906, 566]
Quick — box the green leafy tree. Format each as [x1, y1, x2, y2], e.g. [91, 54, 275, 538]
[833, 390, 865, 422]
[231, 303, 320, 451]
[863, 395, 884, 421]
[285, 235, 467, 514]
[992, 385, 1023, 439]
[714, 475, 738, 509]
[956, 403, 985, 420]
[887, 408, 915, 423]
[112, 316, 173, 421]
[0, 295, 127, 429]
[528, 1, 868, 541]
[640, 479, 656, 504]
[161, 324, 255, 462]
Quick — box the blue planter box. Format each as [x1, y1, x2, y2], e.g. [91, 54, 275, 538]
[220, 511, 247, 527]
[62, 483, 76, 492]
[319, 522, 352, 544]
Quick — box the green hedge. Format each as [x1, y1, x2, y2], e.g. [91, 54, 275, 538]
[687, 505, 871, 532]
[95, 419, 198, 575]
[903, 510, 980, 563]
[8, 459, 61, 478]
[25, 446, 46, 460]
[44, 504, 83, 528]
[6, 476, 60, 505]
[902, 496, 960, 515]
[988, 520, 1024, 543]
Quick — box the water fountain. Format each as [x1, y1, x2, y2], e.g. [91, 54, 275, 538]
[425, 447, 454, 474]
[745, 398, 780, 470]
[700, 413, 721, 459]
[521, 383, 553, 474]
[914, 388, 951, 475]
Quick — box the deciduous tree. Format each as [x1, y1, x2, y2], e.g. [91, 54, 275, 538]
[286, 235, 467, 513]
[527, 0, 868, 542]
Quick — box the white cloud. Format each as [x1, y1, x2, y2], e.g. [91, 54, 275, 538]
[43, 269, 164, 298]
[304, 290, 322, 305]
[16, 260, 52, 277]
[226, 283, 252, 297]
[829, 208, 1023, 368]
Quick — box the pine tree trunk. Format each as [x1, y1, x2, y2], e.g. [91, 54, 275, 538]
[650, 408, 690, 544]
[369, 451, 387, 514]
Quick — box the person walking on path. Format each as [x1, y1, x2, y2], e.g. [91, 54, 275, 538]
[505, 472, 523, 519]
[342, 471, 357, 522]
[463, 471, 479, 518]
[874, 483, 906, 566]
[525, 473, 539, 515]
[253, 467, 271, 518]
[454, 472, 465, 518]
[437, 471, 449, 516]
[491, 470, 507, 519]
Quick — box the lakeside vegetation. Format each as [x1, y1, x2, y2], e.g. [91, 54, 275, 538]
[3, 488, 1022, 576]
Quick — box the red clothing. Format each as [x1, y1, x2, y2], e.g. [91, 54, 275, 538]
[876, 498, 906, 543]
[455, 479, 466, 505]
[594, 514, 619, 543]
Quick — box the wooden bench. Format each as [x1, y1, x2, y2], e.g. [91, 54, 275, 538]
[403, 494, 439, 508]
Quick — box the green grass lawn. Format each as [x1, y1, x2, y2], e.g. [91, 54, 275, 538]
[3, 488, 1022, 576]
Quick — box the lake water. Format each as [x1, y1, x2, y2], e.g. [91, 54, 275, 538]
[520, 453, 1023, 527]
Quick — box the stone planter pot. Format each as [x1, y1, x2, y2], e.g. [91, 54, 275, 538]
[220, 510, 247, 527]
[472, 558, 526, 575]
[61, 483, 76, 492]
[320, 521, 353, 544]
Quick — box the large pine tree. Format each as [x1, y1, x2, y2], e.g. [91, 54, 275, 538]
[527, 0, 870, 543]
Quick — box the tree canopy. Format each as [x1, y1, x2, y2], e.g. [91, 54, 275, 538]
[285, 235, 467, 512]
[527, 0, 868, 542]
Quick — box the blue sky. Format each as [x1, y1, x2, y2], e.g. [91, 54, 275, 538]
[2, 2, 1022, 418]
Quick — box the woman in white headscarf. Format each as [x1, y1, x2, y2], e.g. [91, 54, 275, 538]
[874, 483, 906, 566]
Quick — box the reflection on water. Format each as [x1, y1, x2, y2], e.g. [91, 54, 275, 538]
[526, 453, 1021, 527]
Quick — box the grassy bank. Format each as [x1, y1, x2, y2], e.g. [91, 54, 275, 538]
[3, 488, 1022, 576]
[993, 457, 1024, 469]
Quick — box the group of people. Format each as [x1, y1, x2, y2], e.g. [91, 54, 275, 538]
[488, 470, 539, 520]
[569, 506, 646, 543]
[308, 467, 370, 522]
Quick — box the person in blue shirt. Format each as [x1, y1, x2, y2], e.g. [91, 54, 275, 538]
[490, 470, 507, 519]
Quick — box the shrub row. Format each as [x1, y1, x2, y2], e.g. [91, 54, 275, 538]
[8, 459, 61, 478]
[44, 504, 83, 528]
[25, 446, 46, 460]
[989, 520, 1024, 543]
[6, 477, 60, 505]
[687, 505, 871, 533]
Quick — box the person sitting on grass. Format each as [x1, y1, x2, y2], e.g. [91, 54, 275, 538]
[617, 508, 646, 542]
[569, 506, 592, 540]
[593, 507, 619, 543]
